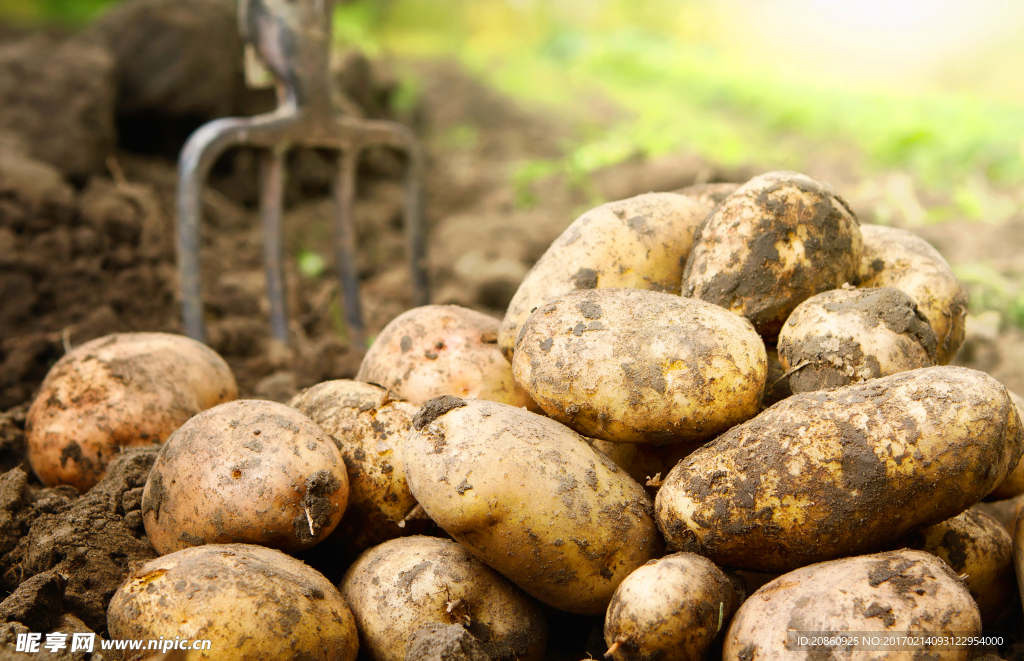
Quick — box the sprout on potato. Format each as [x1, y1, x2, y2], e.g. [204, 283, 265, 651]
[141, 399, 348, 555]
[604, 553, 743, 661]
[778, 286, 937, 393]
[288, 379, 426, 560]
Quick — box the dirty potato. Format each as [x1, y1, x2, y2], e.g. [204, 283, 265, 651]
[288, 380, 424, 560]
[498, 192, 711, 360]
[26, 332, 237, 492]
[682, 171, 863, 339]
[107, 544, 358, 661]
[988, 390, 1024, 500]
[604, 553, 743, 661]
[724, 550, 981, 661]
[141, 399, 348, 555]
[357, 305, 535, 409]
[656, 366, 1023, 573]
[858, 224, 968, 365]
[339, 536, 546, 661]
[674, 182, 741, 209]
[762, 348, 792, 407]
[403, 397, 662, 615]
[905, 509, 1014, 624]
[589, 440, 693, 496]
[512, 289, 766, 445]
[777, 287, 937, 393]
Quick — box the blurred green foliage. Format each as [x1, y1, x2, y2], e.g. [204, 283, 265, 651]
[0, 0, 117, 25]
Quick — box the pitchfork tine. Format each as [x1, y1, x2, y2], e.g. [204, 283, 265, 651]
[334, 149, 365, 344]
[259, 148, 289, 343]
[176, 0, 429, 346]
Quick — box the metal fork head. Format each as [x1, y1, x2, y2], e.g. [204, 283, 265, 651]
[176, 0, 429, 347]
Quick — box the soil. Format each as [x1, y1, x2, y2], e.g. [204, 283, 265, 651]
[1, 0, 1024, 658]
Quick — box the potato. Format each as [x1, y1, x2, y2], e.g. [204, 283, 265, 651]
[905, 509, 1014, 624]
[1014, 506, 1024, 614]
[26, 332, 237, 492]
[762, 348, 792, 407]
[288, 380, 424, 560]
[655, 366, 1023, 573]
[339, 536, 546, 661]
[589, 439, 693, 495]
[777, 287, 937, 393]
[498, 192, 711, 360]
[107, 543, 358, 661]
[512, 288, 766, 445]
[682, 171, 863, 339]
[858, 224, 968, 365]
[674, 182, 741, 209]
[604, 553, 743, 661]
[402, 397, 661, 615]
[724, 550, 981, 661]
[141, 399, 348, 555]
[357, 305, 535, 409]
[988, 390, 1024, 500]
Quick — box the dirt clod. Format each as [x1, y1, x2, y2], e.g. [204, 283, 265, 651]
[405, 623, 492, 661]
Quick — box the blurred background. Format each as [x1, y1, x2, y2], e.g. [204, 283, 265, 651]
[1, 0, 1023, 403]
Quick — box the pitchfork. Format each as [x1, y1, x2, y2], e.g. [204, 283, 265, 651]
[176, 0, 429, 346]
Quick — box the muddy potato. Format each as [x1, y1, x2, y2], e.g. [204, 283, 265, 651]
[724, 550, 981, 661]
[357, 305, 535, 409]
[590, 439, 693, 495]
[141, 399, 348, 555]
[498, 192, 711, 360]
[682, 171, 863, 339]
[778, 287, 937, 393]
[604, 553, 743, 661]
[1014, 507, 1024, 614]
[403, 397, 661, 615]
[989, 390, 1024, 500]
[905, 509, 1014, 624]
[108, 544, 358, 661]
[858, 224, 968, 365]
[339, 536, 546, 661]
[513, 289, 766, 445]
[674, 182, 741, 209]
[26, 332, 237, 492]
[762, 348, 792, 407]
[656, 366, 1023, 573]
[288, 380, 424, 560]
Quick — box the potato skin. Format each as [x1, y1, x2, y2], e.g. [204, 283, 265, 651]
[656, 366, 1023, 573]
[403, 397, 662, 615]
[499, 192, 711, 360]
[512, 289, 766, 445]
[339, 536, 546, 661]
[724, 550, 981, 661]
[26, 332, 237, 492]
[778, 287, 937, 393]
[357, 305, 535, 409]
[141, 399, 348, 555]
[107, 543, 358, 661]
[288, 380, 425, 560]
[905, 509, 1014, 624]
[858, 224, 968, 365]
[682, 171, 863, 339]
[674, 182, 741, 209]
[988, 390, 1024, 500]
[604, 553, 743, 661]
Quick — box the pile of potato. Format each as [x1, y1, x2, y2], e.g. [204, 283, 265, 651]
[23, 170, 1024, 660]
